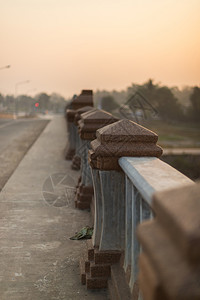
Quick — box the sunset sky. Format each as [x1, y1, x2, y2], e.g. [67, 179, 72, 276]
[1, 0, 200, 98]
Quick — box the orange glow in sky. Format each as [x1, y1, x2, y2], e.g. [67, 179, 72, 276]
[1, 0, 200, 97]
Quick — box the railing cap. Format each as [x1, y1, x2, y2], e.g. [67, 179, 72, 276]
[66, 108, 76, 122]
[81, 89, 93, 95]
[78, 109, 118, 140]
[89, 120, 163, 170]
[71, 90, 93, 109]
[79, 109, 118, 124]
[97, 119, 158, 143]
[74, 106, 94, 125]
[119, 157, 193, 205]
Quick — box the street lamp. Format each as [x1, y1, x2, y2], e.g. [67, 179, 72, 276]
[15, 80, 30, 117]
[0, 65, 11, 70]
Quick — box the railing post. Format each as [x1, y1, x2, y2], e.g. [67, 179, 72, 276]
[75, 109, 118, 210]
[137, 183, 200, 300]
[71, 106, 94, 170]
[65, 90, 93, 160]
[65, 108, 76, 159]
[89, 119, 162, 249]
[81, 119, 162, 290]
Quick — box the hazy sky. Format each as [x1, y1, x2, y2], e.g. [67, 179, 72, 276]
[1, 0, 200, 98]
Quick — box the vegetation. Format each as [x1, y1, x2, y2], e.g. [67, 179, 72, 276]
[94, 79, 200, 124]
[94, 80, 200, 150]
[146, 120, 200, 148]
[99, 95, 119, 113]
[0, 92, 69, 115]
[189, 86, 200, 122]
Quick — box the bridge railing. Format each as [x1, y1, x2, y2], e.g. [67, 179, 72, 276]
[64, 92, 199, 299]
[118, 157, 193, 298]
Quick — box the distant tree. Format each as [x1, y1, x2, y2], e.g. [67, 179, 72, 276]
[49, 93, 67, 113]
[0, 93, 4, 111]
[137, 79, 158, 106]
[0, 93, 4, 103]
[136, 79, 184, 121]
[101, 95, 119, 113]
[94, 80, 195, 122]
[37, 93, 50, 111]
[189, 86, 200, 122]
[5, 95, 15, 112]
[18, 95, 34, 113]
[171, 86, 192, 107]
[154, 87, 184, 121]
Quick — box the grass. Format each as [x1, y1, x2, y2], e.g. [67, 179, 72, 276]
[142, 120, 200, 148]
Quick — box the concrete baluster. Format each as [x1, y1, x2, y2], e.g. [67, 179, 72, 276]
[75, 109, 118, 210]
[130, 188, 142, 296]
[90, 168, 102, 247]
[99, 170, 125, 251]
[71, 106, 94, 170]
[123, 176, 132, 279]
[65, 109, 76, 159]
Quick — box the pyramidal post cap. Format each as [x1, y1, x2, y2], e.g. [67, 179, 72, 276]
[76, 106, 94, 114]
[81, 89, 93, 95]
[66, 109, 76, 122]
[80, 108, 99, 120]
[71, 90, 93, 109]
[74, 106, 94, 125]
[77, 108, 100, 128]
[89, 119, 163, 170]
[78, 109, 119, 141]
[96, 119, 158, 143]
[80, 109, 119, 124]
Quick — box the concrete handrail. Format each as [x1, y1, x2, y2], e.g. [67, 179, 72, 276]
[118, 157, 193, 297]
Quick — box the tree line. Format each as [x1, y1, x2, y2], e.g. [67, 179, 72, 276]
[1, 81, 200, 122]
[94, 80, 200, 123]
[0, 92, 68, 115]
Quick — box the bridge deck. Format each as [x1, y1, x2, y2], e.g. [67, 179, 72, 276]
[0, 116, 107, 300]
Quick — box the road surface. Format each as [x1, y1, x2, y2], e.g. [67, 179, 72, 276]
[0, 118, 49, 190]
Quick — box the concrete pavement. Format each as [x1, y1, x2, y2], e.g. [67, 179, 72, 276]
[0, 116, 108, 300]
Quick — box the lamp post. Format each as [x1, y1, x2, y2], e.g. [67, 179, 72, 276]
[15, 80, 30, 118]
[0, 65, 11, 70]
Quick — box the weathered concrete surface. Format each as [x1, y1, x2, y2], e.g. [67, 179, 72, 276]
[119, 157, 194, 206]
[0, 116, 108, 300]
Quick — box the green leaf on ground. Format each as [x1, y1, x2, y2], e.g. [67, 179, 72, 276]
[69, 226, 93, 240]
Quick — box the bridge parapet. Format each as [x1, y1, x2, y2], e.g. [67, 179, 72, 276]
[64, 95, 198, 299]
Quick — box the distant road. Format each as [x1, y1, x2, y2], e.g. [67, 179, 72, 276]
[0, 118, 49, 190]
